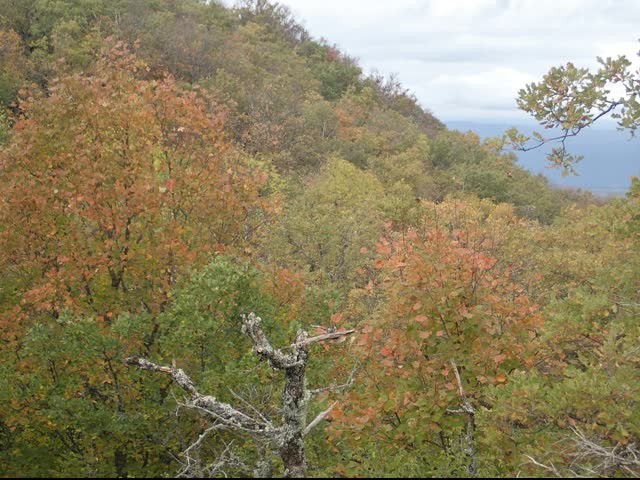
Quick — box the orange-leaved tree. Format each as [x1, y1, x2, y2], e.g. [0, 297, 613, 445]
[0, 41, 273, 327]
[330, 210, 542, 477]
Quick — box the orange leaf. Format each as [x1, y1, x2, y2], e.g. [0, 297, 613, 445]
[493, 353, 507, 364]
[380, 344, 393, 357]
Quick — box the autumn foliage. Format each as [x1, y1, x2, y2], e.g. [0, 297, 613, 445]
[325, 212, 542, 474]
[0, 42, 272, 327]
[0, 1, 639, 478]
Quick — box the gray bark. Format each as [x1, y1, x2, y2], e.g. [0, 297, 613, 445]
[126, 312, 354, 478]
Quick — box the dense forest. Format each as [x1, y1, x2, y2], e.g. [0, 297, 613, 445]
[0, 0, 638, 477]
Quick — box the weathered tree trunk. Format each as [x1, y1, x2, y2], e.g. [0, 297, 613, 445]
[279, 363, 308, 477]
[242, 318, 314, 478]
[463, 407, 477, 477]
[277, 330, 310, 478]
[126, 312, 354, 478]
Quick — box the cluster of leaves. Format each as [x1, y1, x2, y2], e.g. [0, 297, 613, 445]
[503, 48, 640, 170]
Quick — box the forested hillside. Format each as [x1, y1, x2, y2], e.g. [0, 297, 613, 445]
[0, 0, 638, 477]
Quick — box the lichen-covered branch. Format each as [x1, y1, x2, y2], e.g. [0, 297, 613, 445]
[241, 312, 302, 369]
[125, 356, 273, 434]
[294, 329, 356, 349]
[126, 312, 356, 479]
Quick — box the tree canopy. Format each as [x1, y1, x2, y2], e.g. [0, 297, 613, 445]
[0, 0, 638, 478]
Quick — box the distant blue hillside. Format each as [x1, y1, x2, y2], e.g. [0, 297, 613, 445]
[446, 121, 640, 196]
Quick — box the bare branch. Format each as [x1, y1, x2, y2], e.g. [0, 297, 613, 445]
[177, 439, 252, 479]
[183, 423, 226, 457]
[447, 358, 477, 477]
[125, 356, 197, 396]
[449, 359, 474, 414]
[446, 408, 470, 415]
[568, 427, 640, 477]
[309, 363, 358, 396]
[294, 329, 355, 349]
[524, 455, 563, 477]
[228, 387, 271, 425]
[125, 356, 271, 433]
[451, 359, 465, 398]
[525, 427, 640, 477]
[303, 402, 337, 437]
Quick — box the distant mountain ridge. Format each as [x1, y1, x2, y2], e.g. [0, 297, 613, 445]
[446, 121, 640, 196]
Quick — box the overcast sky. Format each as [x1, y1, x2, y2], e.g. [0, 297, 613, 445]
[248, 0, 640, 124]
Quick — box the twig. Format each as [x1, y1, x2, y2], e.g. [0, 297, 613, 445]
[309, 363, 359, 396]
[294, 330, 356, 349]
[303, 402, 337, 437]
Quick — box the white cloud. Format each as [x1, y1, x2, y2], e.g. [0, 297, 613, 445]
[423, 67, 536, 119]
[269, 0, 640, 121]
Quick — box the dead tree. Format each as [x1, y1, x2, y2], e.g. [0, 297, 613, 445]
[126, 312, 355, 478]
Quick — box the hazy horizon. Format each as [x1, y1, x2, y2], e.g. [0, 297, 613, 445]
[447, 120, 639, 195]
